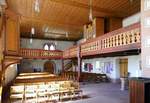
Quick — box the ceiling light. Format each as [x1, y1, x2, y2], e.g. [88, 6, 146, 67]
[31, 27, 35, 35]
[0, 0, 6, 12]
[66, 32, 69, 38]
[10, 64, 14, 68]
[89, 0, 93, 21]
[34, 0, 40, 13]
[0, 0, 6, 6]
[45, 26, 49, 32]
[129, 0, 133, 3]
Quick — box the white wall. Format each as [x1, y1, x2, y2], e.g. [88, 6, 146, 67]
[128, 55, 141, 77]
[21, 38, 75, 50]
[123, 12, 140, 27]
[4, 64, 18, 86]
[20, 38, 75, 73]
[82, 57, 119, 80]
[82, 55, 141, 81]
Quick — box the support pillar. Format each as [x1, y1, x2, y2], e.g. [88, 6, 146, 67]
[77, 46, 81, 82]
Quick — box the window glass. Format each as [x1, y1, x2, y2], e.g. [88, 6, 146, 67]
[44, 44, 49, 50]
[50, 44, 55, 50]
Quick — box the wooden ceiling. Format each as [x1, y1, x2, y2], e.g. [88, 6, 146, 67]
[7, 0, 140, 41]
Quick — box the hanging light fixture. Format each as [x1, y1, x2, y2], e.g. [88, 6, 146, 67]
[66, 32, 69, 38]
[129, 0, 133, 3]
[89, 0, 93, 22]
[31, 27, 35, 35]
[34, 0, 40, 13]
[30, 27, 35, 44]
[0, 0, 6, 12]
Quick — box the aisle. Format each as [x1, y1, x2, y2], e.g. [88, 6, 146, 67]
[66, 83, 129, 103]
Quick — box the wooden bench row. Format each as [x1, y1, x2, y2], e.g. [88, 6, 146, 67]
[10, 80, 83, 103]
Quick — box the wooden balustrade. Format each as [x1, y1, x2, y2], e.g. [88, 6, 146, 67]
[63, 45, 78, 59]
[80, 23, 140, 57]
[20, 48, 63, 59]
[63, 23, 140, 58]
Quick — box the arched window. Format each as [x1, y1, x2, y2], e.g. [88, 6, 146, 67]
[43, 43, 56, 51]
[50, 44, 55, 50]
[44, 44, 49, 50]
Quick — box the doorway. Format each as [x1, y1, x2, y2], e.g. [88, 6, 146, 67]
[119, 58, 128, 77]
[44, 61, 56, 74]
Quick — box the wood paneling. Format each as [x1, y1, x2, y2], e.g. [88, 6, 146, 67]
[106, 17, 122, 32]
[5, 10, 20, 56]
[6, 0, 140, 40]
[129, 78, 150, 103]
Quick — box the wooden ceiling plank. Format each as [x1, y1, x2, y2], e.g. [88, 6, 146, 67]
[20, 15, 83, 30]
[49, 0, 128, 17]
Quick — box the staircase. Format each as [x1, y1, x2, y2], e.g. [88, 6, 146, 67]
[64, 59, 77, 71]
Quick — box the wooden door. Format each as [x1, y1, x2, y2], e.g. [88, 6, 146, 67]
[5, 10, 20, 56]
[44, 61, 55, 74]
[119, 59, 128, 77]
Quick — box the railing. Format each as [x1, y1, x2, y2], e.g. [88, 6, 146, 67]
[80, 23, 140, 57]
[63, 45, 78, 58]
[20, 48, 63, 59]
[63, 23, 140, 58]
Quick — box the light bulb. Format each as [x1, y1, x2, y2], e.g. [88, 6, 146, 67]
[35, 0, 40, 13]
[31, 27, 35, 35]
[10, 65, 14, 68]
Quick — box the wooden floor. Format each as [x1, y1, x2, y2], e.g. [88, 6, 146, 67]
[3, 82, 128, 103]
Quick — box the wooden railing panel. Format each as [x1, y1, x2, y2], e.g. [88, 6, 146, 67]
[63, 45, 78, 58]
[63, 23, 140, 59]
[80, 23, 140, 57]
[20, 48, 63, 59]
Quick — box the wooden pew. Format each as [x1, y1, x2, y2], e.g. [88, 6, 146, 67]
[10, 72, 83, 102]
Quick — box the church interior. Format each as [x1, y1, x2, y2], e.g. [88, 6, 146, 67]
[0, 0, 150, 103]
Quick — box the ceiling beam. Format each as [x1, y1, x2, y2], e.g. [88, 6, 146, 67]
[49, 0, 128, 17]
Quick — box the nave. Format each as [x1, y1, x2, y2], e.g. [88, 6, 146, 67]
[0, 0, 150, 103]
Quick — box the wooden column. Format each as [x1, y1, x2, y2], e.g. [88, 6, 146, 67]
[0, 8, 5, 86]
[141, 0, 150, 77]
[77, 46, 81, 81]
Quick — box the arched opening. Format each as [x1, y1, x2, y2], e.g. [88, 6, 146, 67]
[43, 61, 56, 74]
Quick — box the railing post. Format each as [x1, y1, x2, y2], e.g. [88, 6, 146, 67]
[62, 59, 64, 73]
